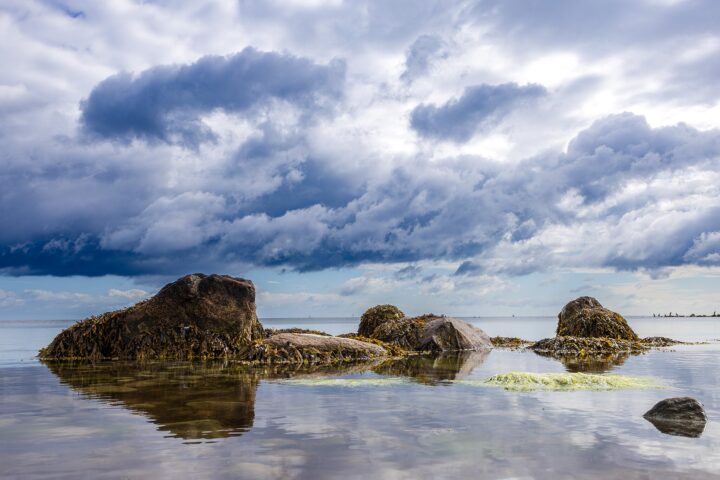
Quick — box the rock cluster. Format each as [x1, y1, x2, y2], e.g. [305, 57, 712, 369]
[358, 307, 492, 352]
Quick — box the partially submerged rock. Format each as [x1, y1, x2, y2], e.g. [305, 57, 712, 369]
[248, 333, 387, 364]
[40, 274, 264, 360]
[557, 296, 639, 340]
[644, 397, 707, 437]
[531, 336, 648, 356]
[265, 328, 331, 337]
[642, 336, 685, 347]
[358, 304, 405, 337]
[491, 336, 533, 350]
[366, 313, 492, 352]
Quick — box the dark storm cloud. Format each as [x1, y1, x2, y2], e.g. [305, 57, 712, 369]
[80, 48, 345, 146]
[2, 111, 720, 277]
[410, 83, 547, 142]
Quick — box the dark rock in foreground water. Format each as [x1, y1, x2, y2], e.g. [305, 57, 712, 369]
[644, 397, 707, 437]
[40, 273, 264, 360]
[557, 296, 639, 340]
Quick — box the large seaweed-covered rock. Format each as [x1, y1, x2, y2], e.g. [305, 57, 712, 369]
[556, 296, 638, 340]
[40, 273, 264, 360]
[644, 397, 707, 437]
[368, 314, 491, 352]
[358, 304, 405, 337]
[249, 333, 387, 364]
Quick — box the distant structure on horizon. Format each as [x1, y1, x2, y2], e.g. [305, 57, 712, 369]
[653, 312, 719, 318]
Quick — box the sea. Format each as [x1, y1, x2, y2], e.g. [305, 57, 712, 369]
[1, 316, 719, 479]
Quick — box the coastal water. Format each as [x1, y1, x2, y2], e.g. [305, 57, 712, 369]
[1, 317, 720, 479]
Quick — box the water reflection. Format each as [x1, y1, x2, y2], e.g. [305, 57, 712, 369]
[372, 351, 489, 385]
[644, 417, 707, 438]
[43, 352, 490, 441]
[533, 351, 632, 373]
[44, 361, 259, 440]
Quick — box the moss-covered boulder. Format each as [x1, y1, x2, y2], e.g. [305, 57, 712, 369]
[40, 273, 264, 360]
[556, 296, 639, 340]
[358, 304, 405, 337]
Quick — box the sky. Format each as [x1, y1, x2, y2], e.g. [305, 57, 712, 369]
[1, 0, 720, 319]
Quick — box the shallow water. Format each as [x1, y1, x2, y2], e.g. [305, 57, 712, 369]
[1, 317, 720, 479]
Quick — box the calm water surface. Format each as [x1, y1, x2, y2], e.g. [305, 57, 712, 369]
[1, 317, 719, 479]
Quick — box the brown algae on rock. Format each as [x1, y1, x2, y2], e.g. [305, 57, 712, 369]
[556, 296, 639, 340]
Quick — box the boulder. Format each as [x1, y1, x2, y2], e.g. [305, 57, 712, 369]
[358, 304, 405, 337]
[251, 333, 387, 364]
[417, 317, 492, 352]
[40, 273, 264, 360]
[556, 296, 638, 340]
[643, 397, 707, 437]
[367, 313, 491, 352]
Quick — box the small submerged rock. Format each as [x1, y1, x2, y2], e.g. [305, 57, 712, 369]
[643, 397, 708, 437]
[641, 337, 685, 347]
[491, 336, 533, 350]
[531, 336, 648, 355]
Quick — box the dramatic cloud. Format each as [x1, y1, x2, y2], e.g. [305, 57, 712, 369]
[410, 83, 547, 141]
[80, 47, 345, 146]
[1, 0, 719, 298]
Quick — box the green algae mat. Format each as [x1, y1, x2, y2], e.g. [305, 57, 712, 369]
[459, 371, 662, 391]
[274, 371, 663, 391]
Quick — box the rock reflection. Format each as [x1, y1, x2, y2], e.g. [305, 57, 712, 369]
[44, 361, 259, 441]
[644, 417, 706, 438]
[43, 353, 489, 441]
[372, 350, 490, 385]
[533, 351, 631, 373]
